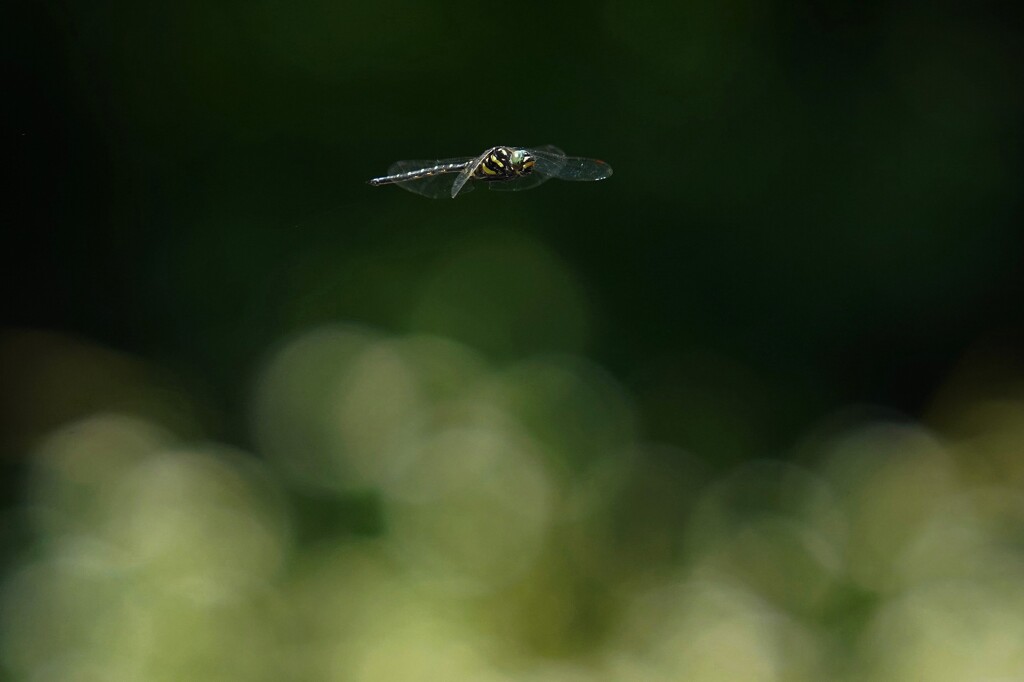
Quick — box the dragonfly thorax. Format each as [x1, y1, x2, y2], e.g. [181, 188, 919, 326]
[473, 146, 536, 182]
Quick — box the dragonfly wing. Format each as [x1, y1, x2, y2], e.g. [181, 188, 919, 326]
[531, 145, 565, 156]
[486, 173, 553, 192]
[528, 146, 567, 178]
[557, 156, 613, 181]
[530, 148, 612, 182]
[385, 158, 472, 199]
[385, 158, 470, 175]
[450, 148, 492, 198]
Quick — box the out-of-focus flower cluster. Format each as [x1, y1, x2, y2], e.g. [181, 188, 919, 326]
[3, 325, 1024, 682]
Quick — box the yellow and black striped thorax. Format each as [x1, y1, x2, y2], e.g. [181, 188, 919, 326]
[472, 146, 536, 182]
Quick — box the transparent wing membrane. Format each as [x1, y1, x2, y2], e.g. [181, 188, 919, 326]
[486, 173, 553, 192]
[450, 148, 492, 199]
[394, 173, 470, 199]
[528, 147, 613, 182]
[375, 158, 473, 199]
[385, 158, 472, 176]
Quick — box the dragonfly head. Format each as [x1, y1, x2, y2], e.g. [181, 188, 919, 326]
[509, 148, 536, 175]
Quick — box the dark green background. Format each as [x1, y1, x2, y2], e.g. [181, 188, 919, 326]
[6, 1, 1024, 459]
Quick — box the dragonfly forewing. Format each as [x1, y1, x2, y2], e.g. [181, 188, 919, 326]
[558, 156, 613, 181]
[450, 148, 492, 199]
[377, 158, 473, 199]
[531, 150, 612, 182]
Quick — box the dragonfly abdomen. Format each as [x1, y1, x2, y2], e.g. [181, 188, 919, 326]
[367, 162, 468, 186]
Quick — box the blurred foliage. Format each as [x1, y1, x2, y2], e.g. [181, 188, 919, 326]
[4, 0, 1024, 680]
[3, 330, 1024, 680]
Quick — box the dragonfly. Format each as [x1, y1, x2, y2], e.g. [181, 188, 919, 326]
[367, 145, 612, 199]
